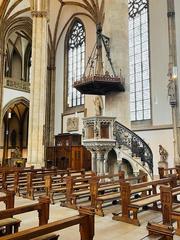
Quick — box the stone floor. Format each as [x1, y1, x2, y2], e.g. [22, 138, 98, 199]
[1, 197, 179, 240]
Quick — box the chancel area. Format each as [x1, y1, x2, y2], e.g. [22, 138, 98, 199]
[0, 0, 180, 239]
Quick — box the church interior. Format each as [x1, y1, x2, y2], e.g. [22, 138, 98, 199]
[0, 0, 180, 239]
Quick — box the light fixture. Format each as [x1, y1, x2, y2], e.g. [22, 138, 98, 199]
[172, 66, 178, 80]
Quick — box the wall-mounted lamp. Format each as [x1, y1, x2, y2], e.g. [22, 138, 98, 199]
[172, 66, 178, 80]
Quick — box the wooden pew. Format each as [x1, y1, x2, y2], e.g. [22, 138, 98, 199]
[90, 172, 148, 217]
[0, 206, 95, 240]
[158, 167, 180, 180]
[0, 196, 60, 239]
[44, 175, 66, 204]
[44, 170, 94, 204]
[0, 190, 15, 209]
[160, 185, 180, 235]
[61, 174, 94, 209]
[26, 169, 90, 201]
[112, 177, 176, 226]
[141, 222, 174, 240]
[0, 190, 20, 235]
[25, 170, 61, 200]
[0, 196, 50, 226]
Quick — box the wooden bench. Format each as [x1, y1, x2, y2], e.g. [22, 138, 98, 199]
[90, 172, 148, 216]
[141, 222, 174, 240]
[112, 177, 176, 226]
[44, 170, 93, 204]
[61, 174, 94, 209]
[0, 196, 57, 239]
[160, 185, 180, 235]
[0, 206, 95, 240]
[0, 190, 15, 209]
[158, 167, 180, 180]
[44, 175, 67, 204]
[0, 190, 20, 236]
[0, 196, 50, 226]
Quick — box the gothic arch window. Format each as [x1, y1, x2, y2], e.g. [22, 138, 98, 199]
[128, 0, 151, 121]
[66, 19, 85, 108]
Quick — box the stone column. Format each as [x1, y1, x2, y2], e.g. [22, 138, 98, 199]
[103, 149, 113, 174]
[97, 150, 104, 175]
[28, 0, 49, 167]
[0, 36, 5, 164]
[167, 0, 180, 165]
[104, 0, 130, 127]
[90, 150, 97, 173]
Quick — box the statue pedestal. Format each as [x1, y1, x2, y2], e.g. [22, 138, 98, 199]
[158, 160, 168, 169]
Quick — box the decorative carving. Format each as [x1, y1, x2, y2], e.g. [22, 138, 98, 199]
[113, 121, 153, 174]
[67, 117, 79, 132]
[159, 145, 168, 162]
[31, 11, 48, 18]
[5, 78, 30, 92]
[82, 128, 85, 139]
[128, 0, 148, 19]
[167, 79, 177, 106]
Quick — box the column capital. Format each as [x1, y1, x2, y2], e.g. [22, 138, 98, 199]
[0, 48, 5, 56]
[31, 10, 48, 18]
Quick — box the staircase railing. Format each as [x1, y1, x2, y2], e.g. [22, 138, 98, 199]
[113, 121, 153, 174]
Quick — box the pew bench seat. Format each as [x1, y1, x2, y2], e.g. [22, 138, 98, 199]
[95, 192, 120, 216]
[62, 189, 91, 209]
[127, 194, 161, 225]
[94, 185, 152, 217]
[141, 222, 174, 240]
[129, 194, 160, 208]
[32, 233, 59, 240]
[47, 183, 89, 204]
[0, 218, 21, 235]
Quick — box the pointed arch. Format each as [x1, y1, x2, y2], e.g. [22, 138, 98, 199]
[2, 97, 29, 120]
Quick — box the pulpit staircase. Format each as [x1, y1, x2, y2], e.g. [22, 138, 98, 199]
[113, 121, 153, 179]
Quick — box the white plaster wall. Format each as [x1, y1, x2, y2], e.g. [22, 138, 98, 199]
[135, 129, 174, 176]
[149, 0, 172, 126]
[3, 88, 30, 108]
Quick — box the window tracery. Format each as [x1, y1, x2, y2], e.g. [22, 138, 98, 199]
[67, 20, 85, 108]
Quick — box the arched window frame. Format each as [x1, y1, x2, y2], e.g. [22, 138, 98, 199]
[64, 18, 85, 112]
[128, 0, 151, 122]
[24, 43, 32, 82]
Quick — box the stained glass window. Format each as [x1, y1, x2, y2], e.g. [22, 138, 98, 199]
[67, 20, 85, 107]
[128, 0, 151, 121]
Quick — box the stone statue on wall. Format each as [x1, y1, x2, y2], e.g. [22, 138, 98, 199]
[14, 147, 21, 158]
[159, 145, 168, 162]
[94, 96, 103, 116]
[167, 79, 176, 106]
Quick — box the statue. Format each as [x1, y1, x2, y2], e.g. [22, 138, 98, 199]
[14, 147, 21, 158]
[167, 79, 176, 106]
[94, 96, 103, 116]
[94, 125, 99, 138]
[159, 145, 168, 162]
[82, 128, 85, 139]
